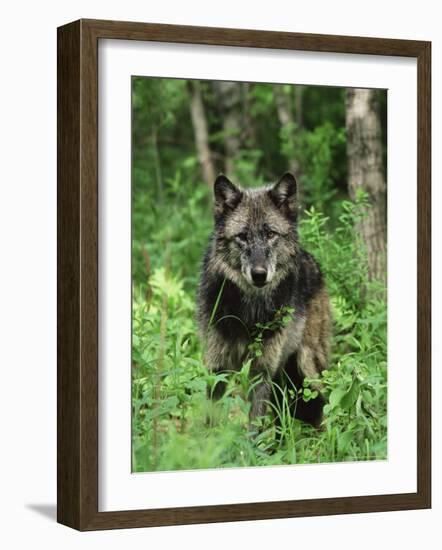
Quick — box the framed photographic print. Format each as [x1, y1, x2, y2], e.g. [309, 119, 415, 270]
[57, 19, 431, 530]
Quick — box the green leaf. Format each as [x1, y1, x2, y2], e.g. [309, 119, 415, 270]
[337, 430, 355, 453]
[362, 389, 375, 404]
[341, 378, 360, 411]
[329, 387, 347, 409]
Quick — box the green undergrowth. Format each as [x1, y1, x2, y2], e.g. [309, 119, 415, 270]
[132, 193, 387, 472]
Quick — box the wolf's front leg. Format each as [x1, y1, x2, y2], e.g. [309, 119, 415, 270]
[204, 329, 245, 400]
[248, 333, 284, 422]
[249, 375, 272, 420]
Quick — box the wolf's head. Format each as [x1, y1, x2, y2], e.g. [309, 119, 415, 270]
[212, 173, 299, 291]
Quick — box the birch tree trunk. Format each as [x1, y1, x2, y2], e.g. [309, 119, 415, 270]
[188, 81, 215, 188]
[346, 88, 387, 282]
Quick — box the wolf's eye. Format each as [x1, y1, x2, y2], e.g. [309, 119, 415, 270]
[266, 230, 277, 239]
[235, 232, 248, 243]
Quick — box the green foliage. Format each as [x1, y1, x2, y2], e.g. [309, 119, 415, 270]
[132, 191, 387, 471]
[279, 121, 347, 214]
[132, 77, 187, 135]
[131, 77, 387, 472]
[297, 122, 346, 210]
[230, 149, 266, 187]
[132, 175, 212, 290]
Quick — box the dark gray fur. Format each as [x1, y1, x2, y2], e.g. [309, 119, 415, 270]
[197, 173, 332, 426]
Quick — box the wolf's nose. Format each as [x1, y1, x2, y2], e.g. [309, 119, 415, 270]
[251, 267, 268, 287]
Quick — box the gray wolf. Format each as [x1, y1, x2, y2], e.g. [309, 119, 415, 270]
[197, 173, 331, 427]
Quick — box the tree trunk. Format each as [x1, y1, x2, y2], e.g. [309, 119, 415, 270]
[274, 85, 293, 128]
[241, 82, 258, 147]
[213, 81, 242, 177]
[346, 88, 387, 282]
[188, 81, 215, 188]
[274, 85, 300, 176]
[294, 85, 304, 129]
[273, 84, 304, 204]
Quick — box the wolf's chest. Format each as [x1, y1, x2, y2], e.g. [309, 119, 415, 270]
[215, 313, 306, 376]
[214, 294, 280, 339]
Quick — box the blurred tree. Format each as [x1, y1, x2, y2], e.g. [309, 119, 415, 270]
[346, 88, 387, 282]
[187, 80, 215, 187]
[273, 84, 301, 177]
[241, 82, 258, 147]
[213, 81, 242, 176]
[294, 86, 304, 129]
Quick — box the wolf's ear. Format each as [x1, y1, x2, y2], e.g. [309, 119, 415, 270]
[214, 175, 242, 216]
[269, 172, 298, 220]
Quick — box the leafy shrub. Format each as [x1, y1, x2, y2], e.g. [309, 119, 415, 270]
[280, 121, 346, 213]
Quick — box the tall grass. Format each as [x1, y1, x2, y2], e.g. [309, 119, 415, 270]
[131, 190, 387, 472]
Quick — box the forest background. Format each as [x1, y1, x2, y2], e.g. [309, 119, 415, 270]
[131, 78, 388, 472]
